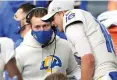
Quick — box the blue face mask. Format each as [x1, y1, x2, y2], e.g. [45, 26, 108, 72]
[15, 20, 21, 33]
[31, 29, 53, 44]
[15, 20, 27, 35]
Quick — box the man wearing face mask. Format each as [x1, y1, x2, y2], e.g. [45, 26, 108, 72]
[14, 3, 35, 48]
[15, 7, 81, 80]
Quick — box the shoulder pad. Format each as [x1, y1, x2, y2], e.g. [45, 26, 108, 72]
[63, 9, 85, 31]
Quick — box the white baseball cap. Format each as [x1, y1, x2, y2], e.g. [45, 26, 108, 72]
[41, 0, 75, 22]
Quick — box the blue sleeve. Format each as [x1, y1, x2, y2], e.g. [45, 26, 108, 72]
[56, 28, 67, 40]
[14, 38, 23, 49]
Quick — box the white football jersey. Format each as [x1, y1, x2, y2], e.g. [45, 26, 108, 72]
[0, 37, 15, 80]
[63, 9, 117, 79]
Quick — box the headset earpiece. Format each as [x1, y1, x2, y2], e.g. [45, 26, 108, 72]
[26, 8, 34, 24]
[26, 18, 30, 24]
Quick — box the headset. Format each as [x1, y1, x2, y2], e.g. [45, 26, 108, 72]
[26, 7, 57, 73]
[26, 7, 46, 24]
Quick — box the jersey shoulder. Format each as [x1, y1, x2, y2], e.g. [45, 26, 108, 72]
[0, 37, 15, 63]
[0, 37, 14, 44]
[63, 9, 86, 30]
[0, 37, 14, 47]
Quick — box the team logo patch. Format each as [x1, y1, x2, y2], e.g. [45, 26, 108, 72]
[40, 55, 62, 72]
[68, 13, 75, 20]
[66, 12, 75, 22]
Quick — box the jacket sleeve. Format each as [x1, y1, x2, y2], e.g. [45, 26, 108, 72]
[66, 46, 81, 80]
[15, 48, 23, 73]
